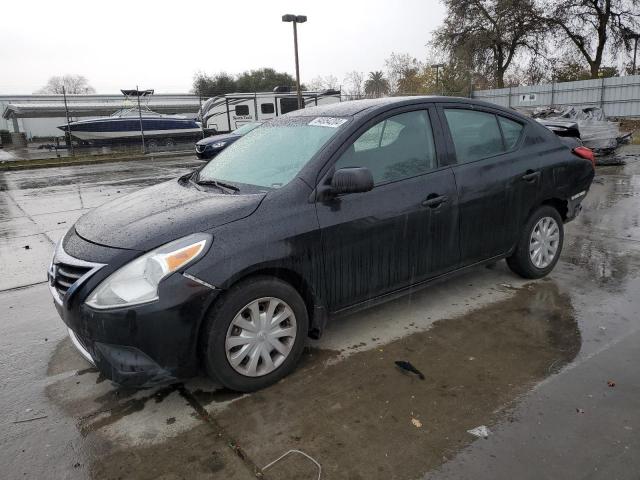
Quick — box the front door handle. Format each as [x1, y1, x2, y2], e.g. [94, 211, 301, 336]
[522, 170, 541, 182]
[422, 194, 448, 208]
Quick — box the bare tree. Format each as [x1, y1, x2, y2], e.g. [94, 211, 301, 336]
[343, 71, 365, 98]
[36, 75, 96, 94]
[433, 0, 543, 88]
[307, 75, 339, 91]
[540, 0, 639, 78]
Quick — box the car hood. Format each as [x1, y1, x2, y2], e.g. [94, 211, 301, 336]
[196, 133, 239, 146]
[74, 178, 265, 250]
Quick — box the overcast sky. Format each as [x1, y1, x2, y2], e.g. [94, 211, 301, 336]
[0, 0, 446, 94]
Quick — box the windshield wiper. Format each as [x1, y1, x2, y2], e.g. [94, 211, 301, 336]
[194, 175, 240, 193]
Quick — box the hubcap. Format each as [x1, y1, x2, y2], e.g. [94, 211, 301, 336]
[529, 216, 560, 269]
[225, 297, 297, 377]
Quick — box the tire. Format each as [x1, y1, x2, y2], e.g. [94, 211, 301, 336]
[507, 205, 564, 279]
[146, 139, 159, 152]
[165, 137, 176, 148]
[201, 276, 309, 392]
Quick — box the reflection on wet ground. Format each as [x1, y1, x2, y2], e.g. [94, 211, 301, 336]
[42, 281, 579, 480]
[209, 282, 580, 480]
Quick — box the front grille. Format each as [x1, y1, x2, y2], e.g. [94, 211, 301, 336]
[48, 242, 105, 304]
[53, 262, 92, 297]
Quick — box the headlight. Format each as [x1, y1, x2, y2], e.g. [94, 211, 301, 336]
[211, 141, 226, 148]
[86, 233, 211, 309]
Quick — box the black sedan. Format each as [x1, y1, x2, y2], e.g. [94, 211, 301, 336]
[195, 122, 262, 159]
[48, 97, 594, 391]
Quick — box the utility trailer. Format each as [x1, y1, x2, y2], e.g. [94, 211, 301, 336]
[198, 88, 341, 133]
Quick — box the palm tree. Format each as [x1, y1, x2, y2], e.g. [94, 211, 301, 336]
[364, 71, 390, 98]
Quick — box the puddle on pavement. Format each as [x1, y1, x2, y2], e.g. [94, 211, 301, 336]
[562, 234, 639, 287]
[45, 337, 259, 479]
[209, 281, 580, 480]
[90, 423, 253, 480]
[45, 281, 580, 480]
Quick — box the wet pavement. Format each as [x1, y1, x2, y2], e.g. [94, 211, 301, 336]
[0, 141, 197, 162]
[1, 149, 639, 479]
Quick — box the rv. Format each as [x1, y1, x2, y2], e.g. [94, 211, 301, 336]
[198, 88, 341, 133]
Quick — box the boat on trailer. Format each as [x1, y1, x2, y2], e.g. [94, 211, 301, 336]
[58, 89, 202, 145]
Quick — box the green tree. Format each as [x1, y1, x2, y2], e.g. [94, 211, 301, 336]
[235, 68, 297, 92]
[364, 71, 390, 98]
[192, 72, 237, 97]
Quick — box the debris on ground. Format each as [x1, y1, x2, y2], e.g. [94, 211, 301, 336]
[467, 425, 491, 438]
[607, 380, 616, 387]
[576, 408, 585, 414]
[13, 415, 48, 424]
[262, 449, 322, 480]
[411, 418, 423, 428]
[23, 245, 30, 250]
[529, 106, 633, 158]
[395, 360, 425, 380]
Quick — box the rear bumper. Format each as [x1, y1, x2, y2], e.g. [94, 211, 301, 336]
[565, 190, 587, 222]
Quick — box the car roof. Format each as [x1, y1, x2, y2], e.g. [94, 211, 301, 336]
[288, 96, 503, 118]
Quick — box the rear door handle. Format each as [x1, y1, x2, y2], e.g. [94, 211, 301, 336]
[522, 170, 541, 182]
[422, 194, 448, 208]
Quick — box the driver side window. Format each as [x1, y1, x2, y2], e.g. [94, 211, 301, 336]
[334, 110, 437, 185]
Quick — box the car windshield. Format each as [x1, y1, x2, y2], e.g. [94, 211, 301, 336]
[198, 117, 348, 189]
[233, 122, 262, 136]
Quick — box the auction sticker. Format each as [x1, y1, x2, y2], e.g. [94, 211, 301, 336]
[308, 117, 348, 128]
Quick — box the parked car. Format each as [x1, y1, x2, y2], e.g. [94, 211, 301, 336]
[48, 97, 595, 392]
[195, 122, 262, 159]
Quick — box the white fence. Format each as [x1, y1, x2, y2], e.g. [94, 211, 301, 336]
[472, 75, 640, 118]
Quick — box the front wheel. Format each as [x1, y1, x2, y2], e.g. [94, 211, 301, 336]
[507, 205, 564, 279]
[201, 276, 309, 392]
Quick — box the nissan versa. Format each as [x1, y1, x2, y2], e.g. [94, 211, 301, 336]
[48, 97, 595, 392]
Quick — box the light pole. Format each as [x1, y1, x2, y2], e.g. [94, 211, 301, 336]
[431, 63, 445, 95]
[282, 14, 307, 109]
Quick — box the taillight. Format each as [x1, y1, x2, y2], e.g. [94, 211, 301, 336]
[573, 146, 596, 167]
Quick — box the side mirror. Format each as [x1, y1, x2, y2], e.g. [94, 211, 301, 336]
[330, 167, 374, 195]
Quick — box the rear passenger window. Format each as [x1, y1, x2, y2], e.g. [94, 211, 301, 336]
[335, 110, 437, 185]
[261, 103, 275, 114]
[235, 105, 249, 116]
[498, 116, 524, 149]
[444, 109, 504, 163]
[280, 97, 300, 114]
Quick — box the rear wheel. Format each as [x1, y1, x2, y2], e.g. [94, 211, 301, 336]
[201, 276, 309, 392]
[507, 205, 564, 279]
[146, 139, 159, 152]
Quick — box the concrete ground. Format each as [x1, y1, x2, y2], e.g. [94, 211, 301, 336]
[1, 148, 639, 479]
[0, 140, 196, 162]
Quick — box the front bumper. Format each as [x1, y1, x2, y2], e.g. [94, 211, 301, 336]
[50, 237, 219, 386]
[195, 145, 224, 159]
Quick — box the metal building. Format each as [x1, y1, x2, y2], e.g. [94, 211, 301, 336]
[1, 94, 201, 139]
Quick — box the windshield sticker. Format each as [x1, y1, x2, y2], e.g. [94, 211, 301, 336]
[308, 117, 347, 128]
